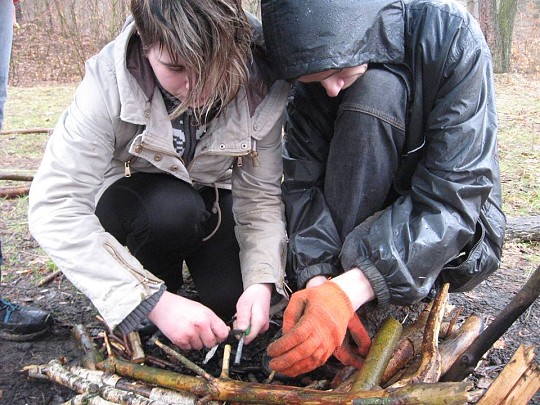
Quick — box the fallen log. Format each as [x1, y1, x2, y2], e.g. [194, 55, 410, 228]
[442, 264, 540, 382]
[0, 169, 35, 181]
[505, 216, 540, 242]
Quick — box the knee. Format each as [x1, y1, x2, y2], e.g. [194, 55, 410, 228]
[341, 67, 408, 129]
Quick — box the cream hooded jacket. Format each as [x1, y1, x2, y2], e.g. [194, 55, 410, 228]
[28, 20, 289, 331]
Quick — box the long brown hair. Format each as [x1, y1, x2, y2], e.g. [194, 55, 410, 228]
[131, 0, 252, 123]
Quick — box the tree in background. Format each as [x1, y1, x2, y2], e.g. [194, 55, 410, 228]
[468, 0, 520, 73]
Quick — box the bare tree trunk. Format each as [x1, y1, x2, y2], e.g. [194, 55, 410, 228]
[478, 0, 519, 73]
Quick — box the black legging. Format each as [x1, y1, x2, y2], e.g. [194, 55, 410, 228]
[95, 172, 243, 321]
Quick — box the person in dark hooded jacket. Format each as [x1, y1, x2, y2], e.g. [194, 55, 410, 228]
[261, 0, 506, 377]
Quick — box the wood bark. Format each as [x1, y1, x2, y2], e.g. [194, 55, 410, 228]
[477, 344, 539, 405]
[351, 317, 402, 391]
[505, 216, 540, 241]
[442, 264, 540, 381]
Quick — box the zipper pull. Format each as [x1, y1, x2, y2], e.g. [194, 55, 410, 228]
[250, 140, 260, 167]
[237, 156, 243, 167]
[124, 160, 132, 177]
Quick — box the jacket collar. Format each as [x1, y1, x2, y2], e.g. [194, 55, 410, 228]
[113, 21, 155, 126]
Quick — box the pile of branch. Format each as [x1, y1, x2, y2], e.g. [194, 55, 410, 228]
[23, 265, 540, 404]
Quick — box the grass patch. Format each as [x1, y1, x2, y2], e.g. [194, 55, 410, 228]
[2, 84, 76, 130]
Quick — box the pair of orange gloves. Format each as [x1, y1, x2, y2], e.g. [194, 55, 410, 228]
[267, 281, 371, 377]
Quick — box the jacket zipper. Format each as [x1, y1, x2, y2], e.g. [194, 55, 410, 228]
[103, 242, 158, 294]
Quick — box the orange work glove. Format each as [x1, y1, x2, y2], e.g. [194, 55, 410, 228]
[267, 281, 354, 377]
[333, 313, 371, 368]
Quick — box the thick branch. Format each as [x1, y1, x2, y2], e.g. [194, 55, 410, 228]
[98, 357, 480, 404]
[442, 264, 540, 381]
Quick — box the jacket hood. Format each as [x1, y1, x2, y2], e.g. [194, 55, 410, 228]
[261, 0, 405, 80]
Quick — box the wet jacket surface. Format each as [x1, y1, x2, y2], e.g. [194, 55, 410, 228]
[28, 19, 289, 330]
[262, 0, 506, 305]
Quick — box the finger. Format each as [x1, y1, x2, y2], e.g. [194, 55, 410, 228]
[271, 344, 330, 377]
[244, 307, 269, 345]
[210, 318, 230, 342]
[234, 309, 251, 333]
[281, 292, 308, 333]
[266, 321, 314, 357]
[187, 333, 204, 351]
[348, 314, 371, 357]
[200, 326, 221, 349]
[334, 342, 364, 368]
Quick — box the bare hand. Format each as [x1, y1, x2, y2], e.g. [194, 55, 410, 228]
[148, 291, 230, 350]
[233, 283, 272, 344]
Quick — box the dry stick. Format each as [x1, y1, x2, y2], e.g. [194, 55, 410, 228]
[0, 185, 30, 198]
[72, 324, 105, 371]
[380, 304, 434, 386]
[391, 283, 450, 387]
[442, 264, 540, 382]
[351, 317, 403, 392]
[127, 331, 145, 364]
[150, 338, 214, 381]
[439, 314, 483, 376]
[220, 344, 232, 379]
[38, 269, 62, 286]
[477, 344, 538, 405]
[98, 357, 481, 404]
[98, 385, 159, 405]
[0, 169, 35, 181]
[0, 127, 53, 135]
[42, 362, 158, 405]
[444, 306, 463, 338]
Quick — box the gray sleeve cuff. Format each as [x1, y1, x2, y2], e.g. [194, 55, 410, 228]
[345, 257, 391, 307]
[114, 284, 166, 336]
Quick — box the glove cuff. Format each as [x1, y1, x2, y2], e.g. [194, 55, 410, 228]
[323, 281, 355, 322]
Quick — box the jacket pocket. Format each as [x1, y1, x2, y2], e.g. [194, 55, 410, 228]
[439, 200, 506, 293]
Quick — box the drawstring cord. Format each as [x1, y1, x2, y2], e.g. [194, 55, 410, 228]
[203, 183, 222, 242]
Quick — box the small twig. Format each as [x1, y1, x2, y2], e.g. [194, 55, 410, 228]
[150, 337, 214, 381]
[0, 127, 53, 135]
[126, 331, 145, 364]
[37, 270, 62, 287]
[220, 344, 232, 379]
[445, 307, 463, 338]
[102, 333, 115, 359]
[264, 370, 276, 384]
